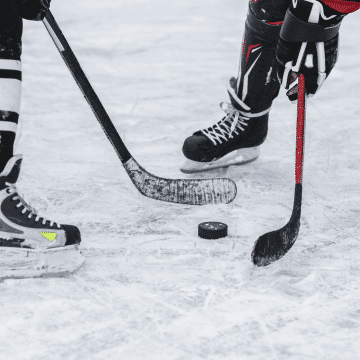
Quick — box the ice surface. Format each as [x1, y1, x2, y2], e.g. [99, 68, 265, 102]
[1, 0, 360, 359]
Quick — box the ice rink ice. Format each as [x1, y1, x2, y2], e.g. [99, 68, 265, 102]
[1, 0, 360, 359]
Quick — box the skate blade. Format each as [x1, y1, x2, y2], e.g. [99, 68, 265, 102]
[0, 245, 85, 279]
[180, 147, 260, 174]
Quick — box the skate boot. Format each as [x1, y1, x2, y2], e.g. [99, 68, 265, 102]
[0, 155, 81, 249]
[0, 155, 84, 278]
[180, 78, 270, 173]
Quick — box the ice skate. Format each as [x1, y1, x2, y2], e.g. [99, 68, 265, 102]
[181, 9, 282, 174]
[0, 155, 84, 278]
[180, 77, 269, 174]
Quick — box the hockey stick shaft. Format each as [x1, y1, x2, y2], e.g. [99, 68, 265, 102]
[295, 74, 306, 186]
[289, 74, 305, 224]
[42, 11, 237, 205]
[43, 11, 131, 163]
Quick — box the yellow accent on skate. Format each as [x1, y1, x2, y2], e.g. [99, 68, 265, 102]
[40, 232, 58, 241]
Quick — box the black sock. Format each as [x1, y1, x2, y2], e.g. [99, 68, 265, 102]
[0, 121, 16, 173]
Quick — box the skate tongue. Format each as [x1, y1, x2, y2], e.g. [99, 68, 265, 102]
[14, 191, 37, 216]
[0, 155, 23, 187]
[219, 102, 240, 133]
[227, 78, 251, 113]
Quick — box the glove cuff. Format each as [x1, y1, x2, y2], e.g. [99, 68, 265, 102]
[280, 9, 341, 42]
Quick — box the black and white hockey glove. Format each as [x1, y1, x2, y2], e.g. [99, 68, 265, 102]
[20, 0, 51, 21]
[276, 0, 345, 102]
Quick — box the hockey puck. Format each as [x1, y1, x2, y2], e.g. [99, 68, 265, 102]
[198, 222, 228, 240]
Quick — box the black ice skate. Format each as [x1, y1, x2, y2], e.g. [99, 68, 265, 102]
[180, 77, 270, 173]
[0, 155, 84, 278]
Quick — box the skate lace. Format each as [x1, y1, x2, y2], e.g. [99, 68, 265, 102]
[201, 102, 250, 145]
[5, 182, 61, 228]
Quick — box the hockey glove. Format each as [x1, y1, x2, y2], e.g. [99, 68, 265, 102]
[20, 0, 51, 21]
[276, 0, 344, 102]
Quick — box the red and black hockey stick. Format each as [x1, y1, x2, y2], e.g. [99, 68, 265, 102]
[252, 74, 306, 266]
[42, 11, 237, 205]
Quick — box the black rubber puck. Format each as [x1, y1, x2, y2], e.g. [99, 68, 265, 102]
[198, 222, 228, 240]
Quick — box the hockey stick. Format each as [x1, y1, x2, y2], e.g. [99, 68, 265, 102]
[251, 74, 306, 266]
[42, 11, 237, 205]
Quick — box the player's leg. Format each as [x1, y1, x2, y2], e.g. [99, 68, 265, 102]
[0, 0, 23, 173]
[0, 1, 84, 278]
[0, 1, 82, 266]
[180, 0, 290, 173]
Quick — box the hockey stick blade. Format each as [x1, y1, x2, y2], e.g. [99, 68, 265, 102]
[42, 11, 237, 205]
[252, 184, 302, 266]
[125, 158, 236, 205]
[252, 74, 306, 266]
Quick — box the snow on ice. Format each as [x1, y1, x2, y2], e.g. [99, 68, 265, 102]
[1, 0, 360, 359]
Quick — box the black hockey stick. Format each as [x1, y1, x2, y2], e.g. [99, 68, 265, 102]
[42, 11, 237, 205]
[252, 74, 306, 266]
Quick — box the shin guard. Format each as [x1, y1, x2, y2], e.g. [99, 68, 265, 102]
[236, 4, 286, 114]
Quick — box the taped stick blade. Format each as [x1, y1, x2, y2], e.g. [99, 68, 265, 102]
[124, 158, 237, 205]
